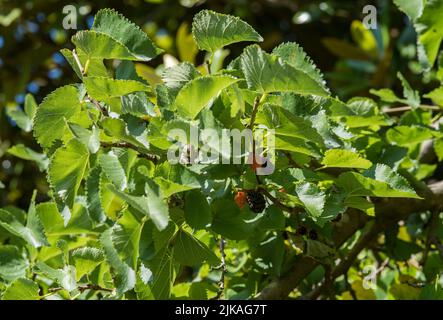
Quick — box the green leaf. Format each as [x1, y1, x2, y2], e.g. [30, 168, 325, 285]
[142, 248, 174, 299]
[2, 278, 40, 300]
[34, 262, 77, 292]
[272, 42, 326, 89]
[184, 190, 212, 230]
[72, 9, 162, 61]
[48, 139, 89, 209]
[67, 123, 100, 154]
[174, 75, 239, 119]
[34, 85, 82, 148]
[192, 10, 263, 52]
[434, 138, 443, 161]
[424, 87, 443, 107]
[345, 197, 375, 216]
[86, 166, 107, 224]
[61, 48, 108, 79]
[397, 72, 420, 108]
[321, 149, 372, 169]
[107, 182, 169, 231]
[7, 108, 32, 132]
[256, 104, 324, 146]
[101, 118, 149, 150]
[173, 230, 219, 266]
[394, 0, 424, 21]
[7, 144, 49, 171]
[386, 126, 434, 146]
[37, 202, 93, 236]
[0, 245, 29, 282]
[211, 199, 256, 240]
[295, 182, 326, 221]
[162, 62, 200, 96]
[240, 45, 329, 96]
[84, 77, 150, 102]
[416, 0, 443, 68]
[99, 151, 128, 191]
[101, 228, 136, 295]
[112, 209, 144, 269]
[6, 94, 36, 132]
[154, 162, 201, 197]
[370, 88, 403, 103]
[121, 92, 156, 117]
[337, 164, 420, 199]
[72, 247, 105, 281]
[0, 205, 48, 248]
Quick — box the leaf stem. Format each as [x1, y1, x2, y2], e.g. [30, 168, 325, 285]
[100, 141, 160, 163]
[72, 49, 109, 117]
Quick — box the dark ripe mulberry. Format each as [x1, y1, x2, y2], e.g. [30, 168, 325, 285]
[308, 230, 318, 240]
[296, 225, 307, 236]
[246, 190, 266, 213]
[332, 213, 343, 222]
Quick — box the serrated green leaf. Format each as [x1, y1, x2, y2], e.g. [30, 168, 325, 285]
[67, 123, 100, 154]
[7, 144, 49, 171]
[192, 10, 263, 52]
[121, 92, 156, 117]
[0, 245, 29, 282]
[99, 151, 128, 191]
[184, 190, 212, 230]
[272, 42, 326, 89]
[0, 204, 48, 248]
[37, 202, 93, 236]
[34, 85, 82, 148]
[295, 182, 326, 220]
[101, 117, 149, 150]
[321, 149, 372, 169]
[387, 125, 434, 146]
[112, 209, 144, 269]
[86, 166, 107, 224]
[34, 262, 77, 292]
[240, 45, 329, 96]
[154, 162, 201, 197]
[107, 182, 169, 231]
[416, 0, 443, 68]
[424, 87, 443, 107]
[72, 9, 162, 61]
[397, 72, 420, 108]
[84, 77, 150, 102]
[72, 247, 105, 281]
[337, 164, 420, 199]
[61, 48, 108, 79]
[2, 278, 40, 300]
[173, 230, 219, 266]
[48, 139, 89, 210]
[211, 199, 257, 240]
[174, 75, 239, 119]
[7, 107, 32, 132]
[162, 62, 200, 96]
[394, 0, 424, 21]
[101, 228, 135, 295]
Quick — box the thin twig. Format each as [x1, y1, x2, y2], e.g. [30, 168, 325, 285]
[101, 141, 160, 163]
[383, 105, 440, 113]
[308, 222, 380, 299]
[214, 237, 227, 300]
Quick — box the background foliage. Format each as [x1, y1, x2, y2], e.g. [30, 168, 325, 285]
[0, 0, 443, 300]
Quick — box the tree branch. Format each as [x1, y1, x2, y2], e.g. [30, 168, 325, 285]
[256, 180, 443, 300]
